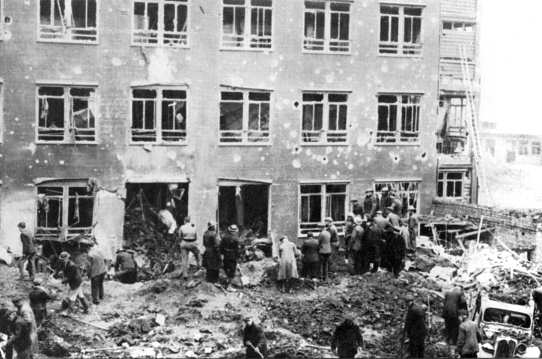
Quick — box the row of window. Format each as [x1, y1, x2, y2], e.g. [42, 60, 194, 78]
[35, 85, 422, 145]
[28, 0, 427, 55]
[35, 179, 421, 240]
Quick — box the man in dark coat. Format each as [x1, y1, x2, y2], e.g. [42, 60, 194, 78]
[220, 224, 241, 286]
[349, 217, 365, 274]
[115, 245, 138, 284]
[365, 221, 381, 273]
[363, 189, 378, 220]
[405, 298, 427, 359]
[443, 286, 467, 346]
[202, 221, 221, 283]
[331, 317, 363, 358]
[386, 208, 406, 277]
[378, 187, 393, 216]
[344, 213, 355, 252]
[351, 200, 364, 218]
[301, 232, 320, 279]
[28, 280, 51, 326]
[243, 316, 267, 359]
[17, 222, 36, 281]
[56, 252, 88, 313]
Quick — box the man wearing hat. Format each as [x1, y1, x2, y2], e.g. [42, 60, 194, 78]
[2, 297, 37, 359]
[220, 224, 241, 286]
[349, 216, 365, 274]
[242, 316, 267, 359]
[331, 315, 363, 359]
[86, 244, 107, 305]
[324, 217, 338, 247]
[28, 280, 51, 326]
[385, 208, 405, 277]
[57, 251, 88, 313]
[114, 244, 138, 284]
[16, 222, 36, 281]
[404, 295, 427, 359]
[378, 186, 393, 216]
[202, 221, 221, 283]
[318, 223, 332, 281]
[363, 188, 378, 220]
[178, 216, 201, 280]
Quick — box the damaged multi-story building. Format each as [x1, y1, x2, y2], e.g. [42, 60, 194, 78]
[0, 0, 478, 257]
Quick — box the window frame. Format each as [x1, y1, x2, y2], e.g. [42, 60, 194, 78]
[131, 0, 190, 48]
[298, 182, 349, 236]
[300, 91, 349, 145]
[219, 88, 272, 145]
[376, 93, 421, 145]
[35, 84, 98, 144]
[129, 85, 188, 145]
[35, 180, 95, 241]
[378, 4, 423, 57]
[37, 0, 100, 44]
[302, 0, 351, 54]
[374, 180, 420, 216]
[436, 170, 465, 199]
[532, 141, 541, 156]
[220, 0, 274, 51]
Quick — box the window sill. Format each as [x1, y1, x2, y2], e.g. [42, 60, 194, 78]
[129, 142, 188, 147]
[302, 50, 351, 56]
[37, 39, 99, 46]
[373, 142, 421, 147]
[218, 142, 272, 147]
[35, 141, 98, 145]
[219, 47, 273, 53]
[378, 53, 424, 59]
[300, 142, 349, 147]
[130, 43, 190, 49]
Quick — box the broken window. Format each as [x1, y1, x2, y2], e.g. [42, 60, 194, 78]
[131, 87, 187, 143]
[519, 140, 529, 155]
[299, 183, 347, 235]
[39, 0, 98, 42]
[374, 181, 419, 216]
[532, 141, 541, 156]
[133, 0, 189, 47]
[379, 5, 422, 55]
[37, 182, 95, 240]
[37, 86, 96, 142]
[437, 171, 464, 199]
[222, 0, 272, 49]
[220, 90, 270, 143]
[303, 1, 350, 52]
[377, 94, 420, 144]
[442, 21, 474, 33]
[302, 92, 348, 143]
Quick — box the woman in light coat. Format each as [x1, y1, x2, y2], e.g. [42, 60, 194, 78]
[276, 236, 300, 293]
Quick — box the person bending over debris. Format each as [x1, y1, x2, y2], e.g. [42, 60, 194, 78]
[443, 286, 467, 347]
[1, 297, 37, 359]
[276, 236, 300, 293]
[318, 223, 332, 281]
[456, 310, 480, 358]
[28, 280, 51, 326]
[301, 232, 320, 280]
[243, 316, 267, 359]
[17, 222, 36, 281]
[202, 221, 221, 283]
[56, 252, 89, 314]
[115, 245, 138, 284]
[179, 216, 201, 280]
[86, 244, 107, 304]
[220, 225, 241, 286]
[404, 296, 427, 359]
[0, 301, 16, 359]
[331, 317, 363, 359]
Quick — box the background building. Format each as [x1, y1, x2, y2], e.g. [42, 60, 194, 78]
[0, 0, 478, 255]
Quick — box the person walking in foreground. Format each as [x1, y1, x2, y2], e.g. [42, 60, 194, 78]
[404, 296, 427, 359]
[17, 222, 36, 281]
[331, 316, 363, 359]
[202, 221, 221, 283]
[243, 316, 267, 359]
[220, 224, 241, 287]
[178, 216, 201, 279]
[318, 224, 332, 281]
[87, 244, 107, 305]
[276, 236, 300, 293]
[456, 310, 480, 358]
[28, 280, 51, 326]
[56, 252, 89, 314]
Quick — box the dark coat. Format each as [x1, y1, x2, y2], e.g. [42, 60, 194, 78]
[8, 315, 33, 352]
[220, 232, 241, 262]
[331, 320, 363, 358]
[352, 203, 364, 217]
[328, 224, 339, 245]
[301, 237, 320, 263]
[350, 225, 364, 252]
[318, 230, 332, 254]
[405, 304, 426, 344]
[365, 225, 381, 260]
[363, 195, 377, 218]
[115, 250, 137, 272]
[20, 230, 36, 256]
[203, 229, 221, 270]
[29, 287, 51, 311]
[60, 260, 82, 290]
[243, 323, 267, 358]
[443, 289, 467, 319]
[379, 193, 393, 213]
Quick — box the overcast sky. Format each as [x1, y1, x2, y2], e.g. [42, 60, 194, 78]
[479, 0, 542, 135]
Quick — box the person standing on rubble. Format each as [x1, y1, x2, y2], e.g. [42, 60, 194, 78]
[318, 223, 332, 281]
[331, 316, 363, 359]
[17, 222, 36, 281]
[243, 316, 267, 359]
[301, 232, 320, 279]
[351, 199, 364, 218]
[276, 236, 300, 293]
[179, 216, 201, 280]
[365, 219, 381, 273]
[456, 310, 480, 359]
[115, 244, 138, 284]
[406, 206, 419, 253]
[86, 244, 107, 305]
[56, 252, 89, 314]
[363, 189, 378, 220]
[220, 225, 241, 287]
[202, 221, 221, 283]
[28, 280, 51, 326]
[344, 213, 355, 253]
[443, 286, 467, 348]
[325, 217, 339, 249]
[378, 186, 393, 216]
[349, 216, 365, 275]
[1, 297, 37, 359]
[404, 296, 427, 359]
[386, 207, 406, 277]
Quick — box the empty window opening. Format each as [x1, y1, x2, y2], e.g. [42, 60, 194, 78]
[218, 183, 269, 239]
[302, 92, 348, 143]
[377, 94, 420, 144]
[133, 0, 189, 47]
[131, 87, 187, 143]
[379, 5, 422, 55]
[222, 0, 272, 49]
[437, 171, 465, 199]
[374, 181, 419, 217]
[39, 0, 98, 42]
[532, 141, 541, 156]
[220, 90, 270, 143]
[303, 1, 350, 52]
[37, 86, 96, 143]
[519, 141, 529, 155]
[36, 181, 95, 241]
[442, 21, 474, 33]
[299, 183, 347, 235]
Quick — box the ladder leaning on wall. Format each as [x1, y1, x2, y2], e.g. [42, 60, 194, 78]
[459, 45, 492, 205]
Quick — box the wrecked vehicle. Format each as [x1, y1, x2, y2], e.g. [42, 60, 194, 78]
[473, 294, 540, 358]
